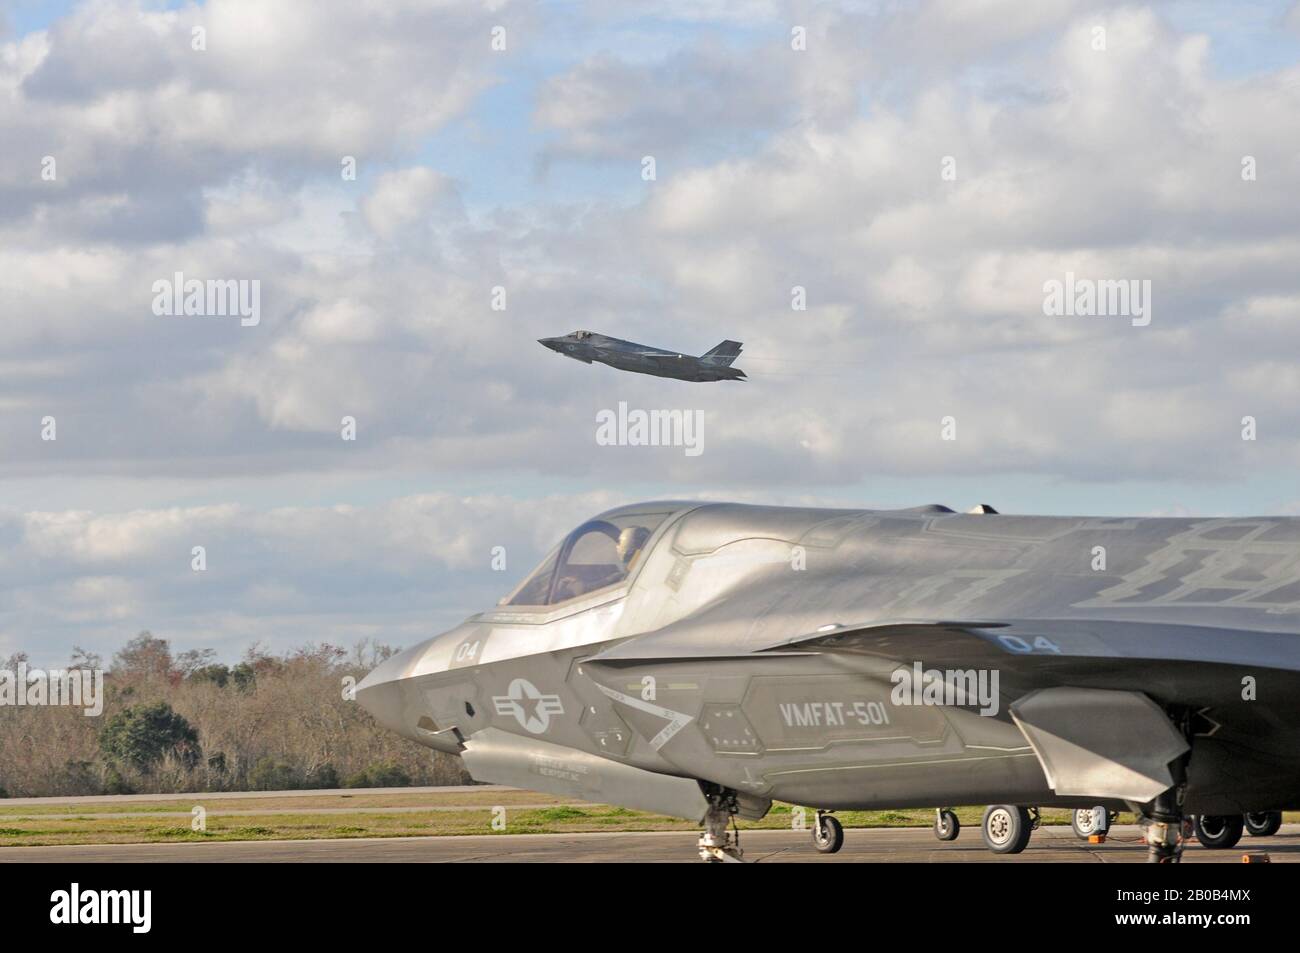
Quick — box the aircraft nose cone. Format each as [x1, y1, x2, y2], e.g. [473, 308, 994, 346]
[356, 667, 406, 736]
[538, 337, 562, 352]
[356, 646, 423, 737]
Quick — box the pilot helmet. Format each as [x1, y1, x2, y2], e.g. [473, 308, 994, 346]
[617, 526, 652, 566]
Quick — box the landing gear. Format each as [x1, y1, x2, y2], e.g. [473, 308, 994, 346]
[1144, 783, 1190, 863]
[1244, 811, 1282, 838]
[812, 812, 844, 853]
[1071, 806, 1111, 839]
[934, 808, 960, 841]
[981, 805, 1033, 854]
[1193, 814, 1245, 849]
[698, 788, 744, 862]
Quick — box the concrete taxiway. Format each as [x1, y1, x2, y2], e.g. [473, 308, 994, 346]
[2, 824, 1296, 863]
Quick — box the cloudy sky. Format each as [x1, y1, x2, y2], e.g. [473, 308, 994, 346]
[4, 0, 1300, 665]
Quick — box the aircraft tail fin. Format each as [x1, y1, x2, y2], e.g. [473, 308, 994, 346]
[701, 340, 743, 366]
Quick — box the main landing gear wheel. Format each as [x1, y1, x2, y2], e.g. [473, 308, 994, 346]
[934, 808, 960, 841]
[981, 805, 1032, 854]
[813, 812, 844, 853]
[1244, 812, 1282, 838]
[1193, 814, 1245, 849]
[1071, 806, 1110, 839]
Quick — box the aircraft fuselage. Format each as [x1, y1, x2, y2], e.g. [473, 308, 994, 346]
[359, 502, 1300, 826]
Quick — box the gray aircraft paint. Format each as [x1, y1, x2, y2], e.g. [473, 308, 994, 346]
[538, 330, 746, 382]
[359, 501, 1300, 824]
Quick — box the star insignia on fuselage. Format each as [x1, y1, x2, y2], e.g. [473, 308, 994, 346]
[492, 678, 564, 734]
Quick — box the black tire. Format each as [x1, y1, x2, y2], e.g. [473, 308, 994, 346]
[1071, 806, 1109, 839]
[935, 809, 960, 841]
[1244, 811, 1282, 838]
[1193, 813, 1244, 849]
[982, 804, 1032, 854]
[813, 814, 844, 854]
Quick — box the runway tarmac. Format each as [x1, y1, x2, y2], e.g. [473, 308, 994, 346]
[4, 824, 1297, 863]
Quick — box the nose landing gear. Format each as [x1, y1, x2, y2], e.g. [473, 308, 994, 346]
[813, 811, 844, 853]
[934, 808, 960, 841]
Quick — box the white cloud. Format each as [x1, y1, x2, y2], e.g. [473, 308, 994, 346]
[0, 491, 627, 665]
[5, 1, 1300, 661]
[361, 167, 459, 241]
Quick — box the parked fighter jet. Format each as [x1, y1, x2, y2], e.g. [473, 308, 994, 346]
[537, 330, 745, 381]
[358, 501, 1300, 862]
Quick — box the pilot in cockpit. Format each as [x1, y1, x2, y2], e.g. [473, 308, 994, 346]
[551, 524, 652, 602]
[616, 525, 652, 572]
[503, 511, 670, 607]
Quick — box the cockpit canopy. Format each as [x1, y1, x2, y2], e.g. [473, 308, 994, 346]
[574, 330, 591, 340]
[503, 510, 672, 606]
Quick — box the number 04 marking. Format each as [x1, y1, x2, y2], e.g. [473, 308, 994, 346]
[996, 634, 1063, 655]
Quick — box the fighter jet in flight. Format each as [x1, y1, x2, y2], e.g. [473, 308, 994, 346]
[358, 500, 1300, 862]
[538, 330, 745, 382]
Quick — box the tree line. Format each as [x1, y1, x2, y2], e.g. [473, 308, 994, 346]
[0, 632, 470, 798]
